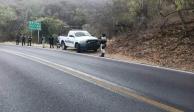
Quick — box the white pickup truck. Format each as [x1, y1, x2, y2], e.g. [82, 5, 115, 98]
[58, 30, 100, 52]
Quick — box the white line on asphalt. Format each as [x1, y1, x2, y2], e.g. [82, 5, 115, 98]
[0, 49, 184, 112]
[0, 43, 193, 75]
[57, 49, 194, 75]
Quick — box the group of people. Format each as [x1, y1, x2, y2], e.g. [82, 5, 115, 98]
[15, 33, 107, 57]
[41, 35, 60, 49]
[16, 34, 32, 46]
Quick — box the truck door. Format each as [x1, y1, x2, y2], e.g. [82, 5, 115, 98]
[68, 35, 75, 47]
[64, 36, 70, 47]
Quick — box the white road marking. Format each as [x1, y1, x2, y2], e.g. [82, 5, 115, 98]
[0, 49, 184, 112]
[0, 43, 193, 75]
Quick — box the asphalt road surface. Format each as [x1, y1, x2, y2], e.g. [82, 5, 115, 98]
[0, 45, 193, 112]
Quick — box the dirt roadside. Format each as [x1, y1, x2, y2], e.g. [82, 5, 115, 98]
[107, 22, 194, 73]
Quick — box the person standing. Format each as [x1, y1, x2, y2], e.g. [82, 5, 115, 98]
[22, 35, 26, 46]
[56, 37, 60, 48]
[49, 36, 52, 48]
[49, 36, 54, 48]
[51, 36, 54, 48]
[16, 34, 20, 45]
[100, 33, 107, 57]
[42, 36, 46, 48]
[28, 35, 32, 46]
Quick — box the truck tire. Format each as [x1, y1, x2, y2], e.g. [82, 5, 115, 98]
[75, 43, 82, 53]
[61, 42, 67, 50]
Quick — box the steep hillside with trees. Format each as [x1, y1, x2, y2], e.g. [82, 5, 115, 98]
[107, 0, 194, 71]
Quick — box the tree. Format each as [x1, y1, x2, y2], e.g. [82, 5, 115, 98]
[0, 6, 17, 41]
[37, 17, 64, 38]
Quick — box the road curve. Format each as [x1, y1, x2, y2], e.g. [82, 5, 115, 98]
[0, 45, 194, 112]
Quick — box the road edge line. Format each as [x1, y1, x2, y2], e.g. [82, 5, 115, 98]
[0, 49, 184, 112]
[1, 43, 193, 75]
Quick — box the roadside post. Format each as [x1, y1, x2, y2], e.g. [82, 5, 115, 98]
[28, 21, 42, 44]
[38, 30, 40, 44]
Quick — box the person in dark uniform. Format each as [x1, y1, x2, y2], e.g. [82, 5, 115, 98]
[56, 37, 60, 48]
[28, 35, 32, 46]
[49, 36, 51, 48]
[22, 35, 26, 46]
[51, 36, 54, 48]
[16, 34, 20, 45]
[49, 36, 54, 48]
[100, 33, 107, 57]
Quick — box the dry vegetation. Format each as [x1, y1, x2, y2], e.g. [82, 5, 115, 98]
[106, 0, 194, 72]
[108, 20, 194, 72]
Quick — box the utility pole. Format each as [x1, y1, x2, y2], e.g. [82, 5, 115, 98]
[38, 30, 40, 44]
[31, 29, 32, 37]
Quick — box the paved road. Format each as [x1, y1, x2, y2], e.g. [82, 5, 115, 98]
[0, 45, 193, 112]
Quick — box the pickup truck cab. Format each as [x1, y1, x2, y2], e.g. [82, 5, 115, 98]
[58, 30, 100, 52]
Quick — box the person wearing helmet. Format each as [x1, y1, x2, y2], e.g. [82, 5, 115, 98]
[100, 33, 107, 57]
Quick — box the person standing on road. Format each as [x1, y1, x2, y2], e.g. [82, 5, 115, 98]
[22, 35, 26, 46]
[49, 36, 54, 48]
[16, 34, 20, 45]
[28, 35, 32, 46]
[51, 36, 54, 48]
[100, 33, 107, 57]
[42, 36, 46, 48]
[56, 37, 60, 48]
[49, 36, 51, 48]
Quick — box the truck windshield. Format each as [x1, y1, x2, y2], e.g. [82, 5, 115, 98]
[75, 32, 91, 37]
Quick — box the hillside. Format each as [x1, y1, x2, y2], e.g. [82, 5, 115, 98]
[108, 21, 194, 72]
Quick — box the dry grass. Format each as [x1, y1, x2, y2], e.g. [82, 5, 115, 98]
[107, 22, 194, 72]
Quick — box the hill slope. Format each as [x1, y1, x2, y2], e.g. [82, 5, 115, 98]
[108, 21, 194, 72]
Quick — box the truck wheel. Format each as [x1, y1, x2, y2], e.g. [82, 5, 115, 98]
[62, 42, 67, 50]
[75, 43, 82, 53]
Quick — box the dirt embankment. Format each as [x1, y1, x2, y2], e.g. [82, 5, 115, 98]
[107, 21, 194, 72]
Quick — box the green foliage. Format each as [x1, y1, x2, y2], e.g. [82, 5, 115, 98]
[0, 5, 17, 41]
[0, 6, 17, 27]
[0, 0, 194, 41]
[71, 8, 86, 26]
[37, 17, 64, 37]
[174, 0, 184, 10]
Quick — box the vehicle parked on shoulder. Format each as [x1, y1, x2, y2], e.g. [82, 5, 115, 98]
[58, 30, 100, 53]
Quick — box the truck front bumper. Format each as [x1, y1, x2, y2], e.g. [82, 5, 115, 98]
[80, 40, 100, 51]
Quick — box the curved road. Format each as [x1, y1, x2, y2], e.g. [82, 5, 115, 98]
[0, 45, 193, 112]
